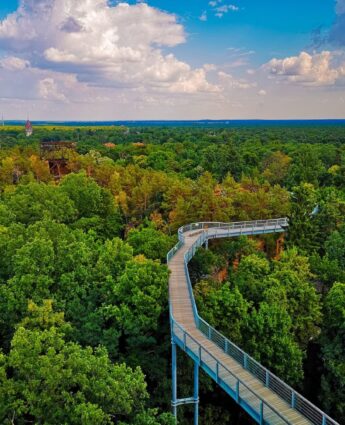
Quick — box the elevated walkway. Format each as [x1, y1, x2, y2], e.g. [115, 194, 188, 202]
[167, 219, 339, 425]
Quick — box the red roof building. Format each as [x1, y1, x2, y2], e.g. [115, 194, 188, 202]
[25, 119, 33, 137]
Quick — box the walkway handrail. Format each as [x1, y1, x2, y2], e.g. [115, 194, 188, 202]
[168, 218, 339, 425]
[171, 316, 290, 424]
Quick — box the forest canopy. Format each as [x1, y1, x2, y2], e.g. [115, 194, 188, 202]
[0, 124, 344, 424]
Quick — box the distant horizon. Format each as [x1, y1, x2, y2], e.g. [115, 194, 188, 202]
[2, 118, 345, 128]
[4, 118, 345, 123]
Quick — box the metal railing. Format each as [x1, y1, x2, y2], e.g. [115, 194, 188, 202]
[172, 317, 290, 425]
[167, 240, 184, 263]
[178, 218, 289, 240]
[168, 218, 339, 425]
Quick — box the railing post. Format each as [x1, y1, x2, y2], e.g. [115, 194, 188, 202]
[172, 341, 177, 420]
[265, 370, 269, 387]
[236, 380, 240, 403]
[243, 353, 248, 369]
[225, 339, 228, 354]
[208, 326, 211, 340]
[260, 401, 264, 425]
[205, 239, 208, 250]
[194, 361, 199, 425]
[291, 391, 296, 408]
[183, 332, 186, 351]
[198, 345, 201, 363]
[216, 362, 219, 383]
[322, 416, 326, 425]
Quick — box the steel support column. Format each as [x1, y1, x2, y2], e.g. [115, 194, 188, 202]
[171, 341, 200, 424]
[193, 361, 199, 425]
[172, 341, 177, 420]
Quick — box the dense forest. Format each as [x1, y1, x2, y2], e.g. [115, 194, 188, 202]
[0, 124, 344, 424]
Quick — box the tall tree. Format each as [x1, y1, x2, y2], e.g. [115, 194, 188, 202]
[320, 283, 345, 421]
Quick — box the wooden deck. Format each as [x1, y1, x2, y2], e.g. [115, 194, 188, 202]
[169, 226, 312, 425]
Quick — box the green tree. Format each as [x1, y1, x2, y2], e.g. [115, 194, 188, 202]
[234, 254, 270, 305]
[127, 225, 175, 262]
[245, 302, 304, 385]
[268, 249, 321, 347]
[288, 183, 318, 252]
[0, 301, 171, 425]
[195, 282, 250, 345]
[263, 151, 291, 184]
[320, 283, 345, 421]
[325, 225, 345, 269]
[288, 145, 324, 187]
[2, 182, 77, 224]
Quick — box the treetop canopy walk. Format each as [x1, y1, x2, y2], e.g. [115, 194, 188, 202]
[167, 219, 339, 425]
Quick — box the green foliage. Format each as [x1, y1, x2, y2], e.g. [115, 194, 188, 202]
[271, 250, 322, 347]
[195, 282, 249, 344]
[0, 124, 344, 423]
[0, 301, 171, 425]
[320, 283, 345, 421]
[325, 225, 345, 268]
[245, 302, 303, 385]
[288, 145, 325, 187]
[127, 225, 175, 262]
[288, 183, 318, 252]
[189, 247, 226, 283]
[2, 182, 77, 224]
[234, 254, 270, 304]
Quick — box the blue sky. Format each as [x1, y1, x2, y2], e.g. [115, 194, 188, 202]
[0, 0, 344, 119]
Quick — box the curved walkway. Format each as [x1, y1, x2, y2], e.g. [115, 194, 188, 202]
[167, 219, 339, 425]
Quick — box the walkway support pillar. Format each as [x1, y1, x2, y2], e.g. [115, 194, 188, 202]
[193, 361, 199, 425]
[172, 340, 177, 421]
[205, 239, 208, 250]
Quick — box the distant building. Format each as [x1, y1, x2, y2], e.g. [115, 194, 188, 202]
[25, 119, 33, 137]
[103, 142, 116, 149]
[40, 140, 76, 180]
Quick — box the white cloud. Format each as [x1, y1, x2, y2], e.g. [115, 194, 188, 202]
[215, 4, 239, 18]
[258, 89, 267, 96]
[206, 1, 239, 18]
[0, 56, 30, 70]
[204, 63, 217, 72]
[218, 71, 257, 89]
[38, 77, 67, 102]
[199, 11, 207, 21]
[265, 51, 345, 86]
[0, 0, 217, 94]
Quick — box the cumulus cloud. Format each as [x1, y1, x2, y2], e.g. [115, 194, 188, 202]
[204, 63, 217, 72]
[265, 51, 345, 86]
[0, 0, 217, 94]
[0, 56, 30, 70]
[258, 89, 267, 96]
[38, 77, 67, 101]
[218, 71, 257, 89]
